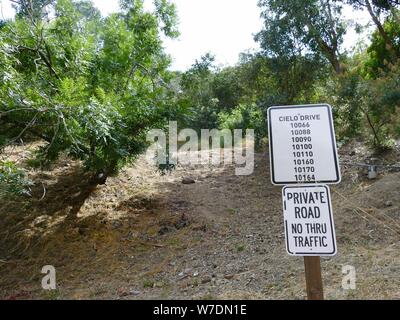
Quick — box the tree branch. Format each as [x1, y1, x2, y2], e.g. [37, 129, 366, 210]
[365, 0, 395, 51]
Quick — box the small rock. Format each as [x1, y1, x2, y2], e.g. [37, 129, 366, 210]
[193, 272, 199, 277]
[158, 226, 175, 236]
[201, 276, 212, 284]
[153, 282, 164, 288]
[175, 214, 190, 229]
[385, 201, 393, 207]
[117, 289, 129, 297]
[129, 290, 141, 296]
[192, 224, 207, 232]
[182, 178, 196, 185]
[112, 221, 123, 229]
[72, 227, 80, 236]
[178, 274, 189, 281]
[224, 274, 235, 280]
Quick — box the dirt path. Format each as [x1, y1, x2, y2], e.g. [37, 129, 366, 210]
[0, 147, 399, 300]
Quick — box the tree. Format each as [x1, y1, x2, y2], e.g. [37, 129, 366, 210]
[178, 53, 220, 130]
[363, 16, 400, 77]
[73, 0, 102, 21]
[0, 0, 179, 188]
[256, 0, 347, 74]
[344, 0, 400, 53]
[11, 0, 55, 20]
[211, 67, 245, 111]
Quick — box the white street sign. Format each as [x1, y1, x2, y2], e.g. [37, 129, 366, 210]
[282, 185, 337, 257]
[268, 104, 341, 185]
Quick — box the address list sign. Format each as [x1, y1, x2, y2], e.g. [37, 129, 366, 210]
[268, 104, 341, 185]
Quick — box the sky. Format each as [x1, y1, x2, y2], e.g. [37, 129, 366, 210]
[0, 0, 372, 71]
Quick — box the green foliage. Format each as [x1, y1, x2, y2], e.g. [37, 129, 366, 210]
[317, 54, 400, 148]
[73, 0, 102, 21]
[2, 0, 400, 190]
[212, 67, 245, 111]
[143, 279, 155, 288]
[178, 54, 220, 129]
[359, 63, 400, 148]
[0, 0, 179, 180]
[154, 0, 180, 38]
[260, 55, 327, 107]
[254, 0, 342, 112]
[363, 16, 400, 78]
[219, 104, 267, 148]
[317, 72, 365, 140]
[257, 0, 346, 74]
[12, 0, 55, 20]
[0, 161, 33, 196]
[255, 0, 399, 150]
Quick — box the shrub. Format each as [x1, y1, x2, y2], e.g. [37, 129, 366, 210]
[218, 103, 267, 148]
[0, 161, 33, 196]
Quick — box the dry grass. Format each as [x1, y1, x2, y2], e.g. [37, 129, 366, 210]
[0, 142, 399, 300]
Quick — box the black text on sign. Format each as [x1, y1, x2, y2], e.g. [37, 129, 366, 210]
[282, 185, 337, 256]
[268, 104, 341, 185]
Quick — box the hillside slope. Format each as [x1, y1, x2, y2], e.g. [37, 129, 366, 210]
[0, 144, 399, 300]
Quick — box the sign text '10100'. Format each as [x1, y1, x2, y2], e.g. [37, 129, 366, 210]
[268, 104, 341, 185]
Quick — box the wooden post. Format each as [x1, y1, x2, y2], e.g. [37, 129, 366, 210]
[304, 257, 324, 300]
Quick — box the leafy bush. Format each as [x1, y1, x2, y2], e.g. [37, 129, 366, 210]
[317, 57, 400, 149]
[218, 103, 267, 148]
[0, 0, 178, 181]
[363, 17, 400, 79]
[316, 71, 364, 141]
[178, 54, 221, 130]
[359, 64, 400, 149]
[0, 161, 33, 196]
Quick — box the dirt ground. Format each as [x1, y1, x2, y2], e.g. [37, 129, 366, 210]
[0, 141, 399, 300]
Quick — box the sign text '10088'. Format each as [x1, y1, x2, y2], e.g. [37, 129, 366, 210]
[268, 104, 341, 185]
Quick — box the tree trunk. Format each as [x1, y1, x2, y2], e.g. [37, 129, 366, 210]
[365, 0, 394, 51]
[305, 19, 344, 75]
[359, 105, 382, 148]
[330, 53, 343, 75]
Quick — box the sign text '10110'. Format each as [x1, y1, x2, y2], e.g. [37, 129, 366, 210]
[268, 104, 341, 185]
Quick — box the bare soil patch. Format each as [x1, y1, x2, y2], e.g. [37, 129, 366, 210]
[0, 143, 399, 300]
